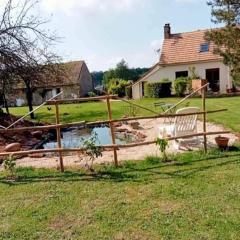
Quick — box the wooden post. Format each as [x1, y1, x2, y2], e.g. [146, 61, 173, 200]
[54, 102, 64, 172]
[106, 96, 118, 166]
[202, 86, 207, 153]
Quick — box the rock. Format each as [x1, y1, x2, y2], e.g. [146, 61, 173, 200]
[4, 143, 21, 152]
[116, 128, 128, 133]
[130, 122, 140, 130]
[114, 122, 122, 127]
[32, 131, 43, 139]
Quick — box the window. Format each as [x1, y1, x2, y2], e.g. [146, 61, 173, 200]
[57, 88, 61, 94]
[175, 71, 188, 79]
[200, 43, 209, 52]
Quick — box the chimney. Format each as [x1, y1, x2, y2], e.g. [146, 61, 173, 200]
[164, 23, 171, 39]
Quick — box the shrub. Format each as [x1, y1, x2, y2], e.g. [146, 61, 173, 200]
[78, 132, 102, 171]
[88, 92, 96, 97]
[145, 79, 172, 98]
[174, 77, 188, 97]
[108, 79, 129, 97]
[3, 155, 16, 178]
[156, 138, 169, 162]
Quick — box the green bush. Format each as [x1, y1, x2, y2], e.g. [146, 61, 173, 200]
[145, 79, 172, 98]
[108, 79, 129, 97]
[174, 77, 188, 97]
[88, 92, 96, 97]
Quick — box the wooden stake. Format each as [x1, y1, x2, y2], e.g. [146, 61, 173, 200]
[106, 97, 118, 166]
[54, 102, 64, 172]
[202, 86, 207, 153]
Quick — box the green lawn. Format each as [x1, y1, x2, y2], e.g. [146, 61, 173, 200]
[0, 149, 240, 239]
[8, 96, 240, 132]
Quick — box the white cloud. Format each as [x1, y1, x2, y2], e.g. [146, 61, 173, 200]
[41, 0, 146, 13]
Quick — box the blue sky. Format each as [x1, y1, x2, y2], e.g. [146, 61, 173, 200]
[37, 0, 218, 71]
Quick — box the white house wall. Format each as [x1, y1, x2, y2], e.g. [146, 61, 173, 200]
[132, 61, 231, 99]
[132, 82, 142, 99]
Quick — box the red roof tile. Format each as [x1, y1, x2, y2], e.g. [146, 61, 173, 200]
[159, 29, 222, 65]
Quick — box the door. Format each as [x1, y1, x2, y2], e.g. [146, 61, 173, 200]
[206, 68, 220, 92]
[141, 82, 145, 97]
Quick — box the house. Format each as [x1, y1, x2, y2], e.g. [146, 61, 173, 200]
[132, 24, 232, 99]
[11, 61, 93, 106]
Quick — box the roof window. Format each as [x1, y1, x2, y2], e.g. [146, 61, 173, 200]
[200, 43, 209, 52]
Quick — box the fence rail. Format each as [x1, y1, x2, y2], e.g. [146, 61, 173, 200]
[0, 109, 227, 134]
[46, 95, 117, 105]
[0, 130, 230, 158]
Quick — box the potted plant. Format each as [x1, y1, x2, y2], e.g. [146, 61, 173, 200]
[215, 135, 229, 150]
[189, 66, 208, 93]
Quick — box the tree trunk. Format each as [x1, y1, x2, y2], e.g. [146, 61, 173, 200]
[25, 83, 35, 119]
[3, 93, 9, 114]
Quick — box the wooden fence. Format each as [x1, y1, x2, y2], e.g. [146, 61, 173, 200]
[0, 87, 229, 172]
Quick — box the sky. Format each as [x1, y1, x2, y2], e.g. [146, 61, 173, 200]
[3, 0, 220, 71]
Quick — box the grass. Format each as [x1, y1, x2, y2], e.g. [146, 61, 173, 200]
[3, 97, 240, 239]
[8, 96, 240, 132]
[0, 149, 240, 239]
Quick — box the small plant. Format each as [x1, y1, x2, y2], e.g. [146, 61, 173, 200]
[174, 77, 188, 97]
[79, 132, 103, 170]
[156, 138, 169, 162]
[3, 155, 17, 178]
[189, 66, 200, 80]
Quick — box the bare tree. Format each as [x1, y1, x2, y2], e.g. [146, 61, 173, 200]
[0, 0, 62, 118]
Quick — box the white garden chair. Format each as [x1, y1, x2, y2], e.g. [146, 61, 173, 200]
[158, 107, 200, 149]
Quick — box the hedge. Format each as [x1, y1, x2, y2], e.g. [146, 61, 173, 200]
[145, 80, 172, 98]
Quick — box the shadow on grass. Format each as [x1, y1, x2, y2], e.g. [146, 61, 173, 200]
[1, 150, 240, 186]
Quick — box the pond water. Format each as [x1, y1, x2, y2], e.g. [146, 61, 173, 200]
[44, 126, 136, 149]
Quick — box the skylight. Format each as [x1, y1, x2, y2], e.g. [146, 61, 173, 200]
[200, 43, 209, 52]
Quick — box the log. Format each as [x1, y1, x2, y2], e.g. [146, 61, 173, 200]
[0, 109, 227, 134]
[47, 95, 117, 105]
[106, 96, 118, 166]
[202, 86, 207, 153]
[0, 130, 230, 157]
[55, 103, 64, 172]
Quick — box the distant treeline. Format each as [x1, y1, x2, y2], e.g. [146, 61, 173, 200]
[91, 59, 149, 87]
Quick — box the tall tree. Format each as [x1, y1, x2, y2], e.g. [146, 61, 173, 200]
[205, 0, 240, 83]
[91, 71, 104, 87]
[114, 59, 131, 80]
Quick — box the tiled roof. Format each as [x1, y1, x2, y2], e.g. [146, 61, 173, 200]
[44, 60, 85, 87]
[15, 61, 86, 89]
[159, 29, 222, 65]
